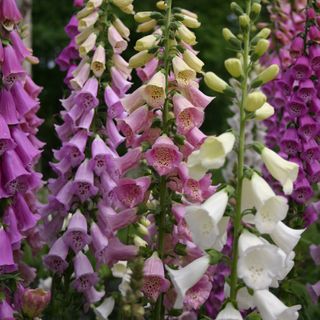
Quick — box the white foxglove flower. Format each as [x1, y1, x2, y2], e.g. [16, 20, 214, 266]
[166, 255, 210, 309]
[242, 173, 288, 233]
[238, 230, 286, 290]
[216, 303, 243, 320]
[224, 283, 255, 311]
[94, 297, 115, 320]
[186, 150, 208, 180]
[253, 290, 301, 320]
[185, 190, 229, 250]
[260, 146, 299, 195]
[270, 222, 305, 254]
[271, 251, 295, 288]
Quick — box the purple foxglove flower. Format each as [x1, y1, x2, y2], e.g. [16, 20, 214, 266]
[0, 0, 22, 30]
[98, 205, 138, 232]
[64, 211, 91, 253]
[83, 287, 105, 312]
[91, 222, 109, 262]
[185, 84, 215, 109]
[21, 288, 51, 318]
[72, 160, 98, 202]
[280, 128, 301, 155]
[287, 96, 308, 118]
[73, 0, 84, 7]
[306, 160, 320, 183]
[73, 251, 98, 292]
[309, 25, 320, 41]
[104, 237, 138, 266]
[298, 115, 317, 140]
[310, 97, 320, 114]
[2, 44, 25, 87]
[303, 205, 318, 227]
[291, 176, 313, 204]
[65, 15, 79, 38]
[0, 229, 16, 274]
[0, 299, 15, 320]
[3, 207, 23, 248]
[106, 118, 125, 149]
[108, 25, 128, 54]
[0, 115, 15, 155]
[310, 243, 320, 265]
[137, 58, 159, 82]
[13, 194, 40, 232]
[9, 30, 31, 62]
[307, 281, 320, 304]
[121, 86, 145, 114]
[117, 105, 150, 146]
[142, 252, 170, 302]
[117, 147, 142, 176]
[0, 88, 19, 125]
[301, 139, 319, 161]
[309, 45, 320, 71]
[98, 172, 118, 203]
[186, 127, 207, 148]
[111, 67, 133, 96]
[54, 180, 74, 213]
[75, 77, 99, 111]
[1, 150, 31, 195]
[290, 37, 304, 58]
[145, 135, 183, 176]
[43, 237, 69, 274]
[114, 176, 151, 208]
[173, 94, 204, 134]
[104, 85, 124, 119]
[273, 91, 286, 108]
[70, 62, 90, 90]
[40, 215, 64, 246]
[77, 108, 94, 131]
[292, 56, 312, 80]
[183, 174, 215, 203]
[296, 79, 316, 102]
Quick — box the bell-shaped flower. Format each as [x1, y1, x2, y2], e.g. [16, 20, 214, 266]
[111, 66, 133, 95]
[166, 255, 210, 309]
[73, 251, 98, 292]
[70, 61, 91, 90]
[91, 222, 109, 263]
[145, 135, 183, 176]
[142, 252, 170, 301]
[241, 173, 288, 233]
[64, 210, 91, 253]
[135, 34, 159, 51]
[216, 303, 243, 320]
[83, 287, 105, 312]
[108, 25, 127, 54]
[143, 71, 166, 108]
[43, 237, 69, 274]
[90, 45, 105, 76]
[75, 77, 99, 111]
[94, 297, 115, 320]
[0, 0, 22, 31]
[0, 228, 16, 274]
[128, 50, 154, 69]
[177, 24, 197, 45]
[253, 290, 300, 320]
[3, 207, 23, 248]
[0, 88, 19, 125]
[104, 85, 124, 118]
[238, 230, 286, 290]
[185, 84, 215, 109]
[270, 222, 304, 254]
[307, 281, 320, 304]
[79, 32, 97, 58]
[259, 145, 299, 195]
[0, 114, 15, 155]
[173, 56, 196, 87]
[185, 189, 229, 250]
[78, 11, 99, 31]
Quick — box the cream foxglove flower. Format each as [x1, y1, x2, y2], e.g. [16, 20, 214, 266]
[79, 33, 97, 57]
[129, 50, 154, 69]
[183, 49, 204, 73]
[177, 24, 197, 45]
[270, 222, 305, 254]
[242, 173, 288, 234]
[78, 11, 99, 31]
[143, 71, 166, 108]
[94, 297, 115, 320]
[113, 18, 130, 40]
[137, 19, 157, 33]
[172, 56, 196, 87]
[238, 230, 286, 290]
[134, 34, 159, 51]
[134, 11, 153, 23]
[216, 303, 243, 320]
[185, 189, 229, 250]
[253, 290, 301, 320]
[259, 146, 299, 195]
[166, 255, 210, 309]
[186, 150, 208, 180]
[91, 45, 106, 77]
[254, 102, 274, 120]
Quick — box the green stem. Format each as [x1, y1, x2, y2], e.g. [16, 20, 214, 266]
[154, 0, 173, 319]
[229, 0, 251, 304]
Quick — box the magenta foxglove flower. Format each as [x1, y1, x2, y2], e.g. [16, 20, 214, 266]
[90, 222, 109, 262]
[0, 0, 22, 30]
[0, 299, 15, 320]
[0, 228, 16, 274]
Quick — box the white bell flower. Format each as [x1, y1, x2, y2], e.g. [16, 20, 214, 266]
[166, 255, 210, 309]
[185, 190, 229, 250]
[216, 303, 243, 320]
[94, 297, 115, 320]
[253, 290, 301, 320]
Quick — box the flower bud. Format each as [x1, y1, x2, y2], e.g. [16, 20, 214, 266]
[223, 28, 241, 49]
[246, 91, 267, 112]
[22, 289, 51, 318]
[134, 35, 158, 51]
[177, 14, 201, 29]
[129, 50, 154, 68]
[113, 18, 130, 40]
[183, 49, 204, 72]
[230, 2, 244, 16]
[253, 39, 270, 59]
[204, 72, 235, 96]
[137, 223, 149, 236]
[120, 4, 134, 14]
[137, 20, 157, 33]
[224, 58, 243, 78]
[254, 102, 275, 120]
[112, 0, 133, 8]
[251, 28, 271, 45]
[239, 14, 250, 31]
[134, 235, 148, 247]
[250, 3, 261, 20]
[134, 11, 153, 23]
[177, 24, 197, 45]
[251, 64, 279, 87]
[156, 1, 167, 10]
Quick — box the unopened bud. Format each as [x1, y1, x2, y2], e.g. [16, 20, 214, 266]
[239, 14, 250, 31]
[223, 28, 241, 49]
[224, 58, 243, 78]
[251, 64, 279, 87]
[250, 3, 261, 20]
[204, 72, 235, 97]
[254, 102, 275, 120]
[156, 1, 167, 10]
[252, 39, 270, 60]
[246, 91, 267, 112]
[230, 2, 244, 16]
[22, 289, 51, 318]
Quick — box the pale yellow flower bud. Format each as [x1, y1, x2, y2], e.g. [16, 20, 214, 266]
[178, 14, 201, 29]
[79, 32, 97, 57]
[113, 18, 130, 40]
[172, 56, 196, 86]
[119, 4, 134, 14]
[134, 11, 153, 23]
[177, 24, 197, 45]
[91, 45, 106, 77]
[134, 236, 148, 247]
[137, 223, 149, 236]
[137, 19, 157, 33]
[246, 91, 267, 112]
[77, 6, 94, 20]
[180, 8, 198, 19]
[224, 58, 243, 78]
[183, 49, 204, 73]
[87, 0, 103, 10]
[112, 0, 133, 8]
[254, 39, 270, 57]
[129, 50, 154, 68]
[156, 1, 167, 10]
[134, 34, 159, 52]
[254, 102, 275, 120]
[75, 26, 95, 45]
[204, 72, 229, 93]
[252, 64, 279, 87]
[256, 28, 271, 39]
[78, 11, 99, 32]
[239, 14, 250, 29]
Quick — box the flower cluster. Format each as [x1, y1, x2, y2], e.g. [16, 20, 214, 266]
[263, 2, 320, 226]
[0, 0, 47, 318]
[42, 0, 138, 316]
[201, 1, 304, 318]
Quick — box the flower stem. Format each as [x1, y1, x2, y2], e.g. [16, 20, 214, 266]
[229, 0, 251, 304]
[154, 0, 173, 318]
